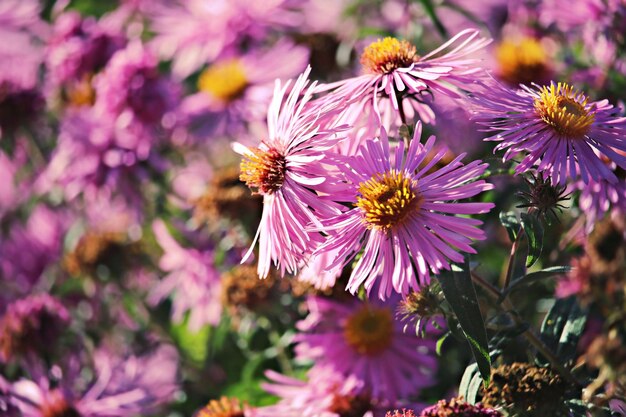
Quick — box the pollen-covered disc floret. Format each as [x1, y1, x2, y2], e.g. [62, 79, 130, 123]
[361, 38, 420, 74]
[343, 305, 394, 356]
[356, 171, 421, 231]
[239, 147, 287, 195]
[534, 83, 595, 138]
[198, 59, 248, 102]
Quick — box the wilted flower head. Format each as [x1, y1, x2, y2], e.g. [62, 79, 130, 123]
[397, 284, 444, 336]
[0, 294, 70, 362]
[415, 397, 503, 416]
[294, 295, 436, 402]
[313, 122, 493, 299]
[472, 81, 626, 185]
[516, 172, 569, 222]
[481, 363, 568, 416]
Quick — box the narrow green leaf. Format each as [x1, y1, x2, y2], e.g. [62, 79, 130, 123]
[520, 212, 544, 267]
[438, 259, 491, 384]
[436, 332, 449, 356]
[500, 266, 572, 300]
[539, 296, 588, 365]
[499, 211, 519, 242]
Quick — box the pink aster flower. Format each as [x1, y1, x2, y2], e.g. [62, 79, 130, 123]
[471, 81, 626, 185]
[148, 0, 302, 78]
[317, 29, 490, 127]
[149, 220, 222, 331]
[313, 122, 493, 299]
[257, 366, 377, 417]
[576, 172, 626, 231]
[9, 345, 178, 417]
[0, 294, 70, 363]
[182, 40, 309, 140]
[294, 295, 437, 402]
[233, 66, 347, 278]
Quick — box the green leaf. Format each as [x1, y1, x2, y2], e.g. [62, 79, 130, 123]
[170, 316, 211, 365]
[499, 211, 520, 242]
[520, 212, 544, 267]
[500, 266, 572, 300]
[436, 332, 450, 356]
[438, 259, 491, 384]
[539, 296, 588, 365]
[459, 363, 483, 404]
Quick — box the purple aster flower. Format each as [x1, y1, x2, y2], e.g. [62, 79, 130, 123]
[317, 29, 490, 127]
[313, 122, 493, 299]
[0, 294, 70, 363]
[9, 345, 178, 417]
[576, 171, 626, 232]
[294, 295, 437, 402]
[257, 366, 378, 417]
[149, 220, 222, 330]
[233, 66, 347, 278]
[181, 40, 309, 139]
[39, 109, 150, 211]
[45, 11, 126, 104]
[93, 42, 181, 147]
[471, 81, 626, 185]
[0, 206, 66, 297]
[148, 0, 303, 78]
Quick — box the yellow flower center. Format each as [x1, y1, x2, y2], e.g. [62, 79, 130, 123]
[239, 147, 287, 195]
[361, 37, 420, 74]
[198, 60, 248, 102]
[344, 305, 394, 356]
[534, 83, 595, 138]
[196, 397, 245, 417]
[356, 170, 421, 231]
[496, 38, 549, 85]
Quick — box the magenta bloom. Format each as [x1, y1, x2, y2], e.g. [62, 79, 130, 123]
[472, 81, 626, 185]
[149, 220, 222, 330]
[45, 11, 126, 89]
[0, 294, 70, 363]
[182, 40, 309, 139]
[9, 346, 178, 417]
[148, 0, 302, 78]
[257, 366, 376, 417]
[314, 122, 493, 299]
[294, 295, 437, 402]
[318, 29, 490, 127]
[419, 398, 503, 417]
[233, 66, 347, 278]
[576, 175, 626, 231]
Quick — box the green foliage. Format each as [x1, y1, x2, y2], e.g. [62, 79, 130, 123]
[438, 259, 491, 385]
[539, 296, 588, 365]
[520, 212, 544, 267]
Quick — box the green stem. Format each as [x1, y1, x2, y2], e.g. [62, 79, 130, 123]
[470, 272, 580, 386]
[419, 0, 449, 38]
[502, 227, 525, 289]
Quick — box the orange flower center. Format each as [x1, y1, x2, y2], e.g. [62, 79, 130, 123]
[344, 305, 394, 356]
[196, 397, 245, 417]
[534, 83, 595, 138]
[240, 147, 287, 195]
[356, 170, 421, 231]
[361, 37, 420, 74]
